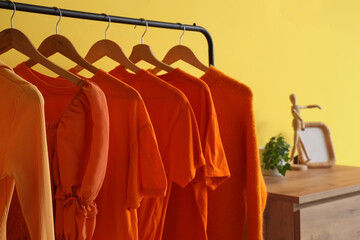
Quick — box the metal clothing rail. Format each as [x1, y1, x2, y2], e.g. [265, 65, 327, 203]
[0, 1, 215, 66]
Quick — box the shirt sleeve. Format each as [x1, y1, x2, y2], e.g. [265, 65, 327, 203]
[197, 90, 230, 190]
[167, 102, 205, 188]
[55, 82, 110, 240]
[126, 97, 167, 209]
[4, 87, 55, 240]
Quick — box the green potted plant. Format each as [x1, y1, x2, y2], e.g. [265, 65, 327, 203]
[261, 135, 292, 176]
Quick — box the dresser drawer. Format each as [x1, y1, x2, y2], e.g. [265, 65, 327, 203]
[299, 193, 360, 240]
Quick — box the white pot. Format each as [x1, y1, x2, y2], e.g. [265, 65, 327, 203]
[262, 168, 283, 176]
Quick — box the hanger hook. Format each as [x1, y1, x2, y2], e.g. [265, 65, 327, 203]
[140, 18, 148, 44]
[103, 14, 111, 39]
[8, 0, 16, 28]
[179, 24, 186, 45]
[54, 7, 62, 34]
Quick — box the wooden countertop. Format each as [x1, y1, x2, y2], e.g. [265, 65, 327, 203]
[264, 165, 360, 204]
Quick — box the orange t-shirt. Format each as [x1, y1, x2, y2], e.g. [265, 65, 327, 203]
[157, 68, 230, 240]
[0, 61, 55, 240]
[69, 67, 167, 240]
[12, 62, 110, 240]
[109, 65, 205, 240]
[201, 66, 267, 240]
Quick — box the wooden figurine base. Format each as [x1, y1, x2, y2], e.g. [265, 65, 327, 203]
[291, 164, 308, 171]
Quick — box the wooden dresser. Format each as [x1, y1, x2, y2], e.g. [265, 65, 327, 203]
[263, 165, 360, 240]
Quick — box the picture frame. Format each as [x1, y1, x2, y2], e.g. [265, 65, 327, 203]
[298, 122, 336, 168]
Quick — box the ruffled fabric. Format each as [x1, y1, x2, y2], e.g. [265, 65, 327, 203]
[53, 81, 109, 240]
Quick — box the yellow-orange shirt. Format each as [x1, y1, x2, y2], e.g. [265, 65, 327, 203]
[201, 66, 267, 240]
[109, 65, 205, 240]
[0, 60, 54, 240]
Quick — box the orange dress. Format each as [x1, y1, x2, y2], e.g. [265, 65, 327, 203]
[156, 68, 230, 240]
[68, 67, 167, 240]
[109, 65, 205, 240]
[0, 61, 55, 240]
[12, 63, 110, 240]
[200, 66, 267, 240]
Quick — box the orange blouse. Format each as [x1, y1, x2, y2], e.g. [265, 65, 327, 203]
[157, 68, 230, 240]
[13, 63, 110, 240]
[0, 61, 55, 240]
[68, 67, 167, 240]
[109, 66, 204, 240]
[201, 66, 267, 240]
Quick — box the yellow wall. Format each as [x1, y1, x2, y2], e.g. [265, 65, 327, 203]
[1, 0, 359, 166]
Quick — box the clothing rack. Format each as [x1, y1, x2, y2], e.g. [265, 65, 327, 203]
[0, 1, 215, 66]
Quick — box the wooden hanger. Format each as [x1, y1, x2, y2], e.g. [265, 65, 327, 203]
[151, 25, 208, 74]
[25, 7, 98, 74]
[0, 28, 84, 86]
[72, 14, 140, 73]
[128, 19, 174, 72]
[73, 39, 140, 74]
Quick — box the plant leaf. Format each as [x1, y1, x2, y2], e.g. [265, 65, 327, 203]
[262, 134, 292, 176]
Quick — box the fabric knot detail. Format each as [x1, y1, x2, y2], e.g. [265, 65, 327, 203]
[64, 196, 87, 216]
[55, 189, 98, 240]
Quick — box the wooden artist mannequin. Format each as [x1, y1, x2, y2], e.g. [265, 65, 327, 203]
[290, 94, 322, 170]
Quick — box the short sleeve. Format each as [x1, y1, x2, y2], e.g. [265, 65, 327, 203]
[201, 113, 231, 190]
[4, 88, 55, 240]
[126, 97, 167, 209]
[167, 102, 205, 188]
[197, 89, 230, 190]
